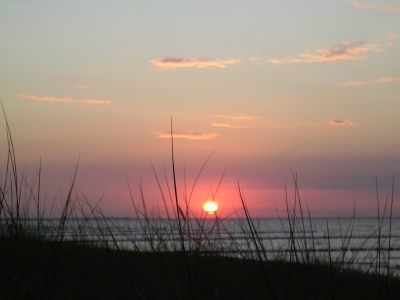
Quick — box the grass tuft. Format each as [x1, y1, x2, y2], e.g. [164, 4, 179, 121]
[1, 109, 400, 299]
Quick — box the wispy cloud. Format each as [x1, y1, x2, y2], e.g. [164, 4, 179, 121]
[353, 2, 377, 8]
[375, 77, 400, 83]
[18, 94, 111, 104]
[156, 131, 217, 140]
[215, 115, 259, 120]
[18, 94, 75, 103]
[249, 54, 259, 61]
[269, 41, 381, 64]
[267, 59, 284, 64]
[330, 118, 355, 126]
[150, 58, 240, 69]
[340, 81, 367, 86]
[380, 5, 400, 12]
[82, 99, 112, 104]
[341, 76, 400, 86]
[387, 33, 399, 40]
[212, 123, 246, 129]
[353, 2, 400, 12]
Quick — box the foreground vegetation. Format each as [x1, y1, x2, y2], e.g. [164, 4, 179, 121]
[1, 111, 399, 299]
[2, 233, 400, 300]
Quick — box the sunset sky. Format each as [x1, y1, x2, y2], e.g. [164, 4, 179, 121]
[1, 1, 399, 217]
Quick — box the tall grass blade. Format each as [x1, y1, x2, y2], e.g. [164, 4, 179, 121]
[170, 118, 194, 300]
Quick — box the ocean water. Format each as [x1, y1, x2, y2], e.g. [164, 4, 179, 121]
[6, 217, 400, 274]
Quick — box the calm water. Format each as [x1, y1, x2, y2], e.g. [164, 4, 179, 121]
[5, 217, 400, 274]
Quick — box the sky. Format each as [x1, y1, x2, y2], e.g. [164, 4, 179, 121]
[0, 0, 399, 218]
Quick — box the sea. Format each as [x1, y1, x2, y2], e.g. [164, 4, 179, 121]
[5, 217, 400, 275]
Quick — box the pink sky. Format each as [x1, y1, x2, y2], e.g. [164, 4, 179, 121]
[1, 1, 399, 218]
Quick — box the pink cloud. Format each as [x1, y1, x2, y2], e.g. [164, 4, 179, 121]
[215, 115, 259, 120]
[329, 119, 354, 126]
[353, 2, 400, 13]
[342, 76, 400, 86]
[267, 59, 284, 64]
[212, 123, 246, 129]
[380, 5, 400, 12]
[269, 41, 381, 64]
[353, 2, 377, 8]
[18, 94, 76, 103]
[18, 94, 111, 104]
[249, 54, 259, 61]
[156, 131, 217, 140]
[287, 41, 381, 63]
[341, 81, 367, 86]
[387, 33, 399, 40]
[150, 58, 240, 69]
[82, 99, 112, 104]
[375, 77, 400, 83]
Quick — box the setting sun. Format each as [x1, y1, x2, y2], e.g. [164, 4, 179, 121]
[203, 200, 218, 214]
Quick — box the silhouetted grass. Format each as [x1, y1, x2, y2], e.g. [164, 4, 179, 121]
[1, 105, 400, 299]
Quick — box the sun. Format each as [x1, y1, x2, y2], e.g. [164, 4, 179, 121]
[203, 200, 218, 215]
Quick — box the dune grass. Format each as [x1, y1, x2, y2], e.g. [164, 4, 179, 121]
[1, 112, 400, 299]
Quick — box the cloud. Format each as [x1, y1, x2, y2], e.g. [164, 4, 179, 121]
[340, 81, 367, 86]
[82, 99, 112, 104]
[18, 94, 76, 103]
[375, 77, 400, 83]
[269, 41, 381, 64]
[380, 5, 400, 12]
[329, 119, 354, 126]
[150, 58, 240, 69]
[215, 115, 259, 120]
[267, 59, 284, 64]
[211, 115, 255, 129]
[387, 33, 399, 40]
[353, 2, 400, 12]
[342, 76, 400, 86]
[156, 131, 217, 140]
[353, 2, 377, 8]
[212, 123, 246, 129]
[18, 94, 111, 104]
[249, 54, 259, 61]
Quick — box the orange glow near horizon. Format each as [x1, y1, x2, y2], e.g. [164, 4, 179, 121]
[203, 200, 218, 214]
